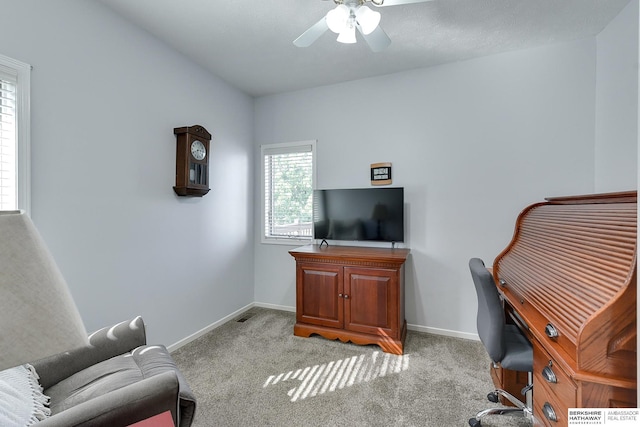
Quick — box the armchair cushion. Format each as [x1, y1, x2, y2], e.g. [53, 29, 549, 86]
[33, 317, 147, 390]
[31, 317, 196, 427]
[45, 344, 195, 426]
[37, 371, 179, 427]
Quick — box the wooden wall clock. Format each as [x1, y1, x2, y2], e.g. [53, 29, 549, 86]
[173, 125, 211, 197]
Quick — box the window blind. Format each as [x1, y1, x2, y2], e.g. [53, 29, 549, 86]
[0, 73, 16, 211]
[263, 143, 314, 240]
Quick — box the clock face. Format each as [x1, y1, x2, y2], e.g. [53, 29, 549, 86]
[191, 140, 206, 161]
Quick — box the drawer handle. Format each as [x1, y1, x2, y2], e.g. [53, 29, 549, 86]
[545, 323, 559, 338]
[542, 366, 557, 383]
[543, 402, 557, 422]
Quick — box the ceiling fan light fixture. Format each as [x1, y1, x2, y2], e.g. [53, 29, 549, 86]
[337, 25, 357, 44]
[326, 4, 350, 33]
[294, 0, 393, 52]
[355, 6, 381, 35]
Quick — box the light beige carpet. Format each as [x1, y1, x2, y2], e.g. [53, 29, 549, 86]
[171, 308, 531, 427]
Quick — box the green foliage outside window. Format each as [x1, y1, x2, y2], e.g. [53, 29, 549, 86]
[270, 152, 313, 226]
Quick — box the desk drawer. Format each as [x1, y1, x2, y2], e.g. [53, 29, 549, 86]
[533, 341, 576, 426]
[533, 341, 576, 408]
[533, 391, 569, 427]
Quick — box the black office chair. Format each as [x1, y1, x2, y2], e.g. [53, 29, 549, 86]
[468, 258, 533, 427]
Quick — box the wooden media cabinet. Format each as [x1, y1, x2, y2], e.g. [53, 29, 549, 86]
[289, 245, 410, 354]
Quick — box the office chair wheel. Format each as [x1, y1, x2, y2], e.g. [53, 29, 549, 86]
[468, 418, 481, 427]
[487, 391, 499, 403]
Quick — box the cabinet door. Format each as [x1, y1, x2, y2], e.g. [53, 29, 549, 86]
[296, 263, 343, 329]
[344, 267, 398, 337]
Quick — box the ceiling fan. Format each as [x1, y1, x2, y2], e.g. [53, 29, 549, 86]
[294, 0, 433, 52]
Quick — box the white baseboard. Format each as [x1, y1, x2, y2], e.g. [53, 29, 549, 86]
[252, 303, 479, 341]
[253, 302, 295, 313]
[168, 303, 479, 352]
[167, 303, 255, 352]
[407, 323, 480, 341]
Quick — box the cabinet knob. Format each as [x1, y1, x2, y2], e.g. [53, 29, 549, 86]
[499, 279, 507, 287]
[338, 293, 343, 298]
[343, 294, 349, 299]
[543, 402, 557, 422]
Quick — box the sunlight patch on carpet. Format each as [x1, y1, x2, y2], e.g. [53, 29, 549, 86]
[263, 351, 409, 402]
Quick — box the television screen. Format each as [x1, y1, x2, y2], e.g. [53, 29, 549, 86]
[313, 187, 404, 243]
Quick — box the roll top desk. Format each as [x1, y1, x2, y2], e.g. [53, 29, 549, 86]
[492, 191, 637, 426]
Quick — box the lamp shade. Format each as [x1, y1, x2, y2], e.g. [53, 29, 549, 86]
[0, 211, 88, 370]
[326, 4, 350, 34]
[355, 6, 381, 35]
[337, 25, 357, 44]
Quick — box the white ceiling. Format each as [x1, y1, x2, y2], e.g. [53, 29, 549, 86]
[98, 0, 632, 97]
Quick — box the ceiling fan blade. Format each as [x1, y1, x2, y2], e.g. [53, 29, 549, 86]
[357, 24, 391, 52]
[374, 0, 434, 6]
[294, 18, 330, 47]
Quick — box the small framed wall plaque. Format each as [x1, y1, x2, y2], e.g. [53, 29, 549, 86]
[371, 162, 392, 186]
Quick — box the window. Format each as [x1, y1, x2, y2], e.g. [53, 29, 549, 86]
[0, 54, 30, 213]
[261, 140, 316, 244]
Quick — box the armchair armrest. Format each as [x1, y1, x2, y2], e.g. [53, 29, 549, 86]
[37, 370, 179, 427]
[31, 317, 147, 389]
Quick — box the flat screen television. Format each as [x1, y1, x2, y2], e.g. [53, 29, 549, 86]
[313, 187, 404, 243]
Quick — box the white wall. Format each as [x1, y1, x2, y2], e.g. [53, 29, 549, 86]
[1, 0, 635, 347]
[0, 0, 255, 346]
[595, 0, 639, 192]
[254, 39, 598, 336]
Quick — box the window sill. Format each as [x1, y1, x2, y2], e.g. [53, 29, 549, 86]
[261, 237, 312, 246]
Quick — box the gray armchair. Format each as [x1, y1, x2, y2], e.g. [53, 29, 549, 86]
[31, 316, 196, 427]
